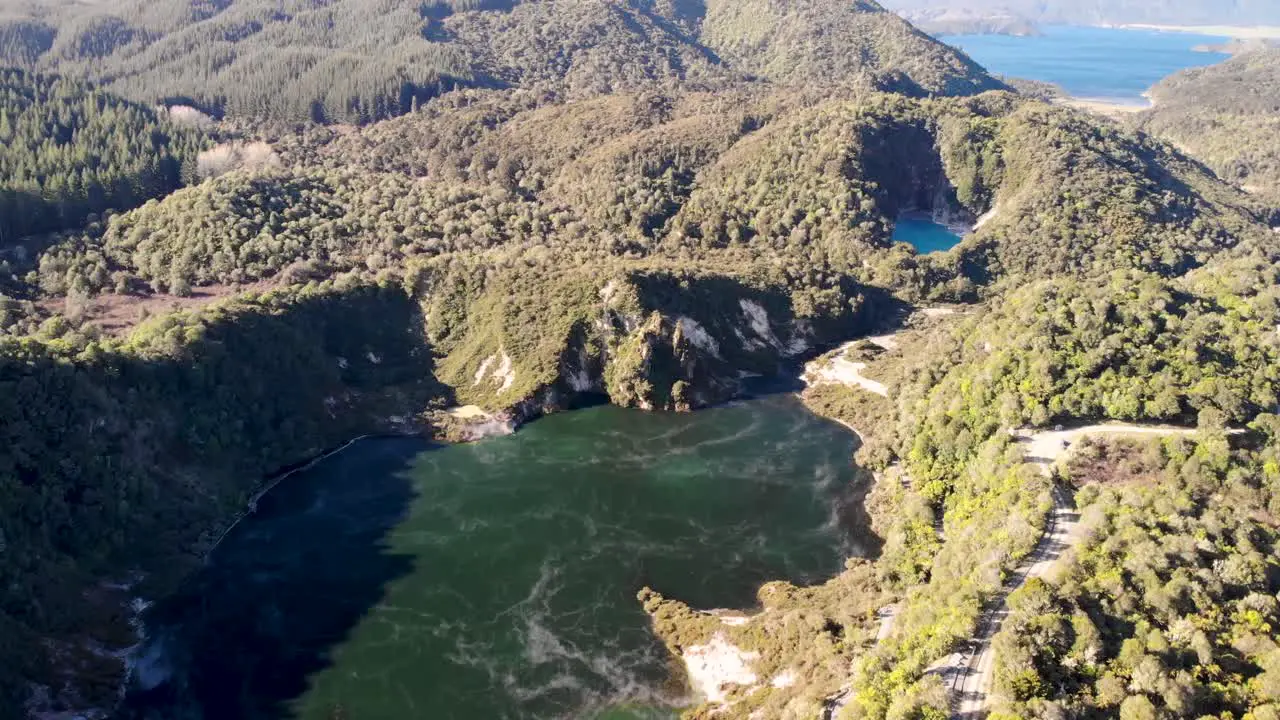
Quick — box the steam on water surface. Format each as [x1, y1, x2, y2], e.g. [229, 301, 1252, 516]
[124, 394, 870, 720]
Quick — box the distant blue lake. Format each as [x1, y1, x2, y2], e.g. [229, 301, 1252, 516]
[893, 216, 964, 254]
[941, 25, 1231, 103]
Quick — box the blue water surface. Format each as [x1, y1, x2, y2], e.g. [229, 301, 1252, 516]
[942, 25, 1231, 103]
[893, 216, 964, 254]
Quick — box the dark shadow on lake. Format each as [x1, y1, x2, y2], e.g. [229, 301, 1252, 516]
[117, 440, 425, 720]
[118, 394, 872, 720]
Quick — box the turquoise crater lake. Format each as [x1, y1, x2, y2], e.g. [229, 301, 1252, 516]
[123, 395, 870, 720]
[893, 214, 965, 254]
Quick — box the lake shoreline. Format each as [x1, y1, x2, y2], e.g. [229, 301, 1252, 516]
[1110, 23, 1280, 40]
[1055, 96, 1151, 119]
[943, 25, 1233, 108]
[126, 393, 868, 719]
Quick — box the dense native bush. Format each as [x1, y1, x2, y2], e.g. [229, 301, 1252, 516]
[0, 20, 1278, 717]
[0, 0, 996, 124]
[0, 280, 445, 714]
[1143, 49, 1280, 202]
[990, 430, 1280, 719]
[843, 255, 1280, 720]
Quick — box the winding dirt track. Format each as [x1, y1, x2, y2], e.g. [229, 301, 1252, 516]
[945, 485, 1078, 718]
[822, 423, 1202, 720]
[944, 424, 1201, 719]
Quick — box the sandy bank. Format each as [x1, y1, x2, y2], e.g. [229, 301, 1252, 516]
[802, 341, 889, 397]
[1117, 23, 1280, 39]
[447, 404, 490, 420]
[808, 356, 888, 397]
[802, 308, 961, 400]
[682, 633, 760, 704]
[441, 405, 516, 441]
[1055, 97, 1150, 119]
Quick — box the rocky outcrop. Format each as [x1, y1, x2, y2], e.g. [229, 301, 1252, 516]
[600, 279, 817, 411]
[422, 263, 889, 418]
[638, 560, 889, 717]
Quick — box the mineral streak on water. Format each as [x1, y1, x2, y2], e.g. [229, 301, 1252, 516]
[122, 394, 870, 720]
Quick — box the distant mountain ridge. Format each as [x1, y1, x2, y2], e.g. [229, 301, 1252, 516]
[880, 0, 1280, 28]
[0, 0, 1001, 123]
[900, 8, 1041, 37]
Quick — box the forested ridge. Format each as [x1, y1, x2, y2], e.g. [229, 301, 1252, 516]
[1142, 49, 1280, 204]
[784, 248, 1280, 720]
[0, 3, 1279, 719]
[0, 0, 999, 124]
[19, 87, 1271, 311]
[0, 68, 204, 246]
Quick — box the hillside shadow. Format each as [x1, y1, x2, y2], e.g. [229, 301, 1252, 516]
[632, 0, 722, 67]
[836, 464, 886, 560]
[116, 438, 427, 720]
[0, 157, 185, 244]
[857, 118, 980, 229]
[85, 275, 521, 716]
[81, 284, 446, 718]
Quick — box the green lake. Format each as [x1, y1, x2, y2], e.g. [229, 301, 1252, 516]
[122, 394, 870, 719]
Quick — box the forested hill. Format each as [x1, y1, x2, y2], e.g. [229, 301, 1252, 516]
[0, 0, 1001, 123]
[0, 68, 205, 247]
[1142, 49, 1280, 202]
[1, 3, 1279, 719]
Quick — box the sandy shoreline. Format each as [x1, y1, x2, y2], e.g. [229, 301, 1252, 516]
[801, 341, 890, 398]
[1054, 94, 1157, 119]
[1115, 23, 1280, 39]
[1055, 97, 1150, 118]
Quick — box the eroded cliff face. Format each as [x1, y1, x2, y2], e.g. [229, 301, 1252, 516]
[600, 283, 818, 411]
[417, 264, 889, 420]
